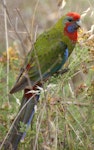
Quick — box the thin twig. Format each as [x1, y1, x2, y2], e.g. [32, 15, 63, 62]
[66, 119, 85, 147]
[9, 30, 27, 34]
[16, 8, 31, 42]
[3, 0, 10, 105]
[33, 101, 46, 150]
[55, 106, 58, 150]
[61, 101, 90, 107]
[31, 0, 40, 39]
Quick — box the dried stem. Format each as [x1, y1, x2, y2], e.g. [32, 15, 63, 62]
[2, 0, 10, 105]
[16, 8, 31, 42]
[31, 0, 40, 40]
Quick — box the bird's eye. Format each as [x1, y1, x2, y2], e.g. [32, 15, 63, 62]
[68, 18, 73, 22]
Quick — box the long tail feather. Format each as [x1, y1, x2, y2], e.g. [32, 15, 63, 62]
[21, 95, 39, 142]
[3, 91, 39, 150]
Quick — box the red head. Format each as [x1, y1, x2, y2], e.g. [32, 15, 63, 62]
[64, 12, 81, 42]
[66, 12, 80, 21]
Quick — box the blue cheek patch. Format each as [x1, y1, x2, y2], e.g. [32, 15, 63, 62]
[67, 25, 75, 33]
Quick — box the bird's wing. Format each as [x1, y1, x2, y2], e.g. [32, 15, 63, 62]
[10, 25, 69, 94]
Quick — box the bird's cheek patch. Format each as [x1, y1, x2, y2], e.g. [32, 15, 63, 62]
[67, 25, 75, 33]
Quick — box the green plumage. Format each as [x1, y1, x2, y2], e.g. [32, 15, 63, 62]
[10, 14, 78, 93]
[3, 12, 80, 150]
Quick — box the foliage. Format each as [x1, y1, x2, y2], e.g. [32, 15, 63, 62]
[0, 0, 94, 150]
[0, 28, 94, 150]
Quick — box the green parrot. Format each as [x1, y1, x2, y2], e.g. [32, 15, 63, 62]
[4, 12, 81, 150]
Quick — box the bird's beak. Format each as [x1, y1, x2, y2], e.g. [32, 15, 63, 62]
[76, 20, 81, 28]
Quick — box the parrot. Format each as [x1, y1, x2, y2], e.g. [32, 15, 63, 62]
[4, 12, 81, 150]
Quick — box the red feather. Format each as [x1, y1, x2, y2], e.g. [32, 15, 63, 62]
[26, 64, 31, 71]
[66, 12, 80, 21]
[24, 82, 42, 99]
[64, 24, 78, 42]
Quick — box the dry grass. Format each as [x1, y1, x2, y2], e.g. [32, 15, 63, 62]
[0, 0, 94, 150]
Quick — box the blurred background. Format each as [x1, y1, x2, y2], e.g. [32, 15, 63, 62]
[0, 1, 94, 150]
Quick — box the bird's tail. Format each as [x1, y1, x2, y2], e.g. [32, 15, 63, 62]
[3, 89, 39, 150]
